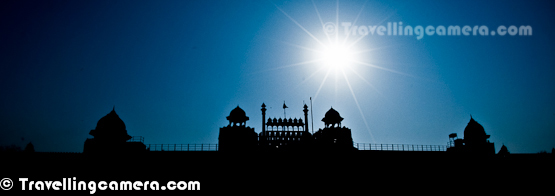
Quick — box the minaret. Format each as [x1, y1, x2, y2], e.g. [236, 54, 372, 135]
[261, 103, 267, 136]
[303, 104, 309, 133]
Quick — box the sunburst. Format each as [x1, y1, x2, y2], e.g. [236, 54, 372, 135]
[316, 41, 356, 71]
[267, 0, 413, 143]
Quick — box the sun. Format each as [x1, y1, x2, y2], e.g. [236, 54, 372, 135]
[317, 43, 356, 71]
[269, 1, 410, 143]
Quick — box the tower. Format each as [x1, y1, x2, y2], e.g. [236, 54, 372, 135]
[261, 103, 267, 136]
[226, 106, 249, 127]
[218, 106, 257, 152]
[447, 116, 495, 155]
[462, 116, 495, 155]
[313, 107, 354, 151]
[303, 104, 309, 134]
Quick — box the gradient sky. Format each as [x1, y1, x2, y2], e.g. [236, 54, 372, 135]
[1, 0, 554, 153]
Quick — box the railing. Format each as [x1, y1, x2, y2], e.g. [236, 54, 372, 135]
[127, 136, 144, 143]
[144, 143, 445, 152]
[354, 143, 447, 151]
[146, 144, 218, 151]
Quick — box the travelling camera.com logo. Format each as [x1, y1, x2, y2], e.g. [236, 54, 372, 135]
[323, 21, 532, 39]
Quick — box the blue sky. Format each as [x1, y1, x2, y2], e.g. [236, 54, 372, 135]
[1, 0, 554, 153]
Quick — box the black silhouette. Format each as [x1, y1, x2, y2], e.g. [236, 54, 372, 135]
[218, 103, 356, 152]
[67, 103, 553, 160]
[498, 144, 510, 157]
[312, 107, 355, 151]
[447, 116, 495, 156]
[257, 103, 312, 151]
[24, 142, 34, 153]
[218, 106, 258, 151]
[0, 101, 553, 195]
[83, 107, 146, 153]
[1, 101, 551, 166]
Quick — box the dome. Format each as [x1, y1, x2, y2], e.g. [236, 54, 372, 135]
[229, 106, 247, 118]
[322, 107, 344, 127]
[463, 116, 489, 142]
[89, 108, 131, 141]
[322, 107, 343, 122]
[95, 109, 126, 131]
[226, 106, 249, 125]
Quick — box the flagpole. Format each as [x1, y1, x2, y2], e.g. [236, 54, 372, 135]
[283, 101, 287, 119]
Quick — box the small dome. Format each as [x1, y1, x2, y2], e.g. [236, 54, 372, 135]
[226, 106, 249, 124]
[95, 109, 126, 132]
[322, 107, 344, 128]
[322, 107, 344, 124]
[464, 116, 489, 142]
[90, 108, 131, 141]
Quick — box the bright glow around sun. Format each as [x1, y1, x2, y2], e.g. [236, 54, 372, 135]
[271, 1, 412, 144]
[318, 43, 356, 70]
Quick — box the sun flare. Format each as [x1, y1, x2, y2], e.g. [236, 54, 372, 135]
[317, 43, 356, 70]
[270, 1, 410, 143]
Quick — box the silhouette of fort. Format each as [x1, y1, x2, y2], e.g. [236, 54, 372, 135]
[2, 101, 552, 193]
[3, 101, 552, 162]
[218, 103, 355, 152]
[74, 102, 539, 160]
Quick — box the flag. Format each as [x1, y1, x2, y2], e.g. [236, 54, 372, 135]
[283, 101, 288, 109]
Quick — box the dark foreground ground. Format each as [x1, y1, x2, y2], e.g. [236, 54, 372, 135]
[1, 151, 553, 195]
